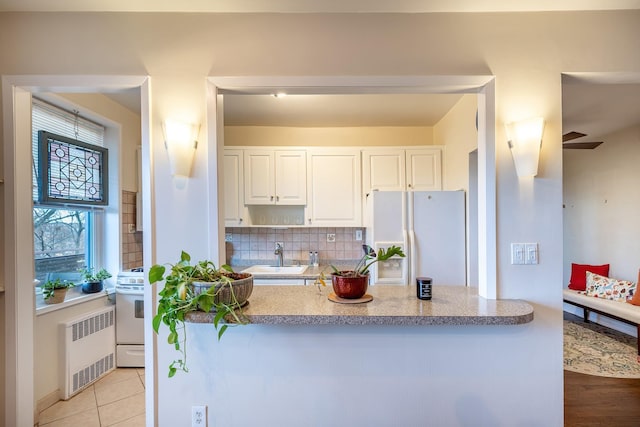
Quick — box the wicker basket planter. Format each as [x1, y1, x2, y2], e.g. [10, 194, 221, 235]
[192, 273, 253, 309]
[44, 288, 68, 304]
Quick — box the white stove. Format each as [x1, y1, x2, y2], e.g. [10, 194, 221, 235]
[115, 268, 145, 367]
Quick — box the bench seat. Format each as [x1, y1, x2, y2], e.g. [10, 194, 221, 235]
[563, 288, 640, 361]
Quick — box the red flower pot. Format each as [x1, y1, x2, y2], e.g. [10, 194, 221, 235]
[331, 272, 369, 299]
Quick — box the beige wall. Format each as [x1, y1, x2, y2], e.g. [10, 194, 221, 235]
[0, 9, 639, 426]
[59, 93, 141, 192]
[434, 94, 478, 191]
[224, 125, 434, 147]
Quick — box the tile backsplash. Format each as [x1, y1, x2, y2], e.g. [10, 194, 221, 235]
[225, 227, 366, 266]
[122, 190, 143, 270]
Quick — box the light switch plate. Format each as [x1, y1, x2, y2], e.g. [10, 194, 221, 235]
[224, 233, 233, 242]
[525, 243, 538, 264]
[327, 233, 336, 243]
[355, 229, 363, 241]
[511, 243, 525, 265]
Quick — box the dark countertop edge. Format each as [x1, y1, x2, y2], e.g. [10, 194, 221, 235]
[185, 310, 534, 326]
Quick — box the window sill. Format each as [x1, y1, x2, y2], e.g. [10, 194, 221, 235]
[36, 285, 115, 316]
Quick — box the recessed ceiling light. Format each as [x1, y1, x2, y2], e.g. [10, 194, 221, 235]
[272, 92, 287, 99]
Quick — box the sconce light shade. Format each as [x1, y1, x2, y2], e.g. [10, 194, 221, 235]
[163, 120, 199, 178]
[505, 117, 545, 178]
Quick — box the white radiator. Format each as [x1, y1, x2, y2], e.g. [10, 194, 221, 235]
[60, 306, 116, 399]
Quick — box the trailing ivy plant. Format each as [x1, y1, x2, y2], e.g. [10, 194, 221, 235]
[149, 251, 249, 377]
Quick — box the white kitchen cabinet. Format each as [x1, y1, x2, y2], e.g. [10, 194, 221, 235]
[405, 148, 442, 191]
[306, 149, 362, 227]
[362, 147, 442, 194]
[362, 149, 406, 193]
[243, 149, 306, 205]
[223, 149, 247, 226]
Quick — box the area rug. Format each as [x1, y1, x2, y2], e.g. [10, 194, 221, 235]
[564, 319, 640, 378]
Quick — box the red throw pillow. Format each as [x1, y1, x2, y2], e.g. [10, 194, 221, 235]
[568, 263, 610, 291]
[629, 269, 640, 306]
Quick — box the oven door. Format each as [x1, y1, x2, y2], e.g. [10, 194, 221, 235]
[115, 287, 145, 344]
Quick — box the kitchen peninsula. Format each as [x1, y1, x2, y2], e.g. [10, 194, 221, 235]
[174, 285, 536, 426]
[186, 285, 533, 325]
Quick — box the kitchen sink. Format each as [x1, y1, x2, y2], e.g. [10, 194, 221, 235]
[242, 265, 309, 275]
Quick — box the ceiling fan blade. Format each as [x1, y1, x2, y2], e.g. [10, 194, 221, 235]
[562, 131, 587, 142]
[562, 141, 604, 149]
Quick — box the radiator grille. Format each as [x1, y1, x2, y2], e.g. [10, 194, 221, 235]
[72, 310, 114, 341]
[72, 353, 115, 393]
[61, 306, 116, 399]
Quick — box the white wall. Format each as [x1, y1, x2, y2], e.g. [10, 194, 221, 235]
[1, 10, 639, 426]
[563, 123, 640, 284]
[563, 123, 640, 336]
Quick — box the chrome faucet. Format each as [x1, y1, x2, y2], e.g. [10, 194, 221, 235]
[274, 242, 284, 267]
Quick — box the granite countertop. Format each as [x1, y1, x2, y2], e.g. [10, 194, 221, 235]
[186, 284, 534, 326]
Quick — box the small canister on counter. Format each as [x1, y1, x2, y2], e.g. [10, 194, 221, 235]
[416, 277, 432, 300]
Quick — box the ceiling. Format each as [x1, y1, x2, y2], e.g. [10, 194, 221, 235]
[562, 80, 640, 145]
[1, 0, 639, 13]
[27, 0, 638, 134]
[223, 94, 464, 127]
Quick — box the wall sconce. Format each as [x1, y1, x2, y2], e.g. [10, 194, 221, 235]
[163, 120, 199, 178]
[505, 117, 545, 178]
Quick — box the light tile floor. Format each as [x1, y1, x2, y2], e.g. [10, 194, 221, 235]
[38, 368, 146, 427]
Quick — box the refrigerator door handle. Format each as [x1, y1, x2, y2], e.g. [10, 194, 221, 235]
[402, 229, 410, 285]
[409, 229, 417, 286]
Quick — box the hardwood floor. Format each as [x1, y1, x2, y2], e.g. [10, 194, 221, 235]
[565, 370, 640, 426]
[564, 312, 640, 426]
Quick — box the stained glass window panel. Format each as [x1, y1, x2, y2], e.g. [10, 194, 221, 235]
[38, 131, 109, 205]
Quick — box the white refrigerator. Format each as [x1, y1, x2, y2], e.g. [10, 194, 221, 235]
[366, 190, 466, 286]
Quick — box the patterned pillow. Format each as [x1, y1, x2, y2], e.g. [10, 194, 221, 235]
[585, 272, 636, 301]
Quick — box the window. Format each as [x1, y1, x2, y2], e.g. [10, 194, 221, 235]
[32, 98, 106, 284]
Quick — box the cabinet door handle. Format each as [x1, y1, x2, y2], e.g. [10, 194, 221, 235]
[308, 218, 312, 224]
[276, 195, 280, 202]
[408, 183, 412, 188]
[270, 195, 274, 201]
[239, 218, 243, 223]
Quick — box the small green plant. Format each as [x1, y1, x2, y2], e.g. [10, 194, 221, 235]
[81, 267, 112, 282]
[149, 251, 250, 377]
[42, 278, 74, 300]
[331, 244, 406, 277]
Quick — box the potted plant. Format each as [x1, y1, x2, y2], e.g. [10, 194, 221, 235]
[81, 267, 112, 293]
[149, 251, 252, 377]
[42, 278, 75, 304]
[330, 244, 405, 299]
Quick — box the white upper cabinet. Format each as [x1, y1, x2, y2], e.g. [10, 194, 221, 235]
[274, 151, 307, 204]
[362, 149, 406, 193]
[223, 149, 246, 226]
[362, 147, 442, 194]
[306, 149, 362, 227]
[243, 149, 306, 205]
[405, 148, 442, 191]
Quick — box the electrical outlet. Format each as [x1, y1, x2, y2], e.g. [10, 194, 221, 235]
[355, 229, 363, 241]
[225, 232, 233, 242]
[127, 224, 136, 234]
[275, 241, 284, 249]
[192, 405, 207, 427]
[326, 233, 336, 243]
